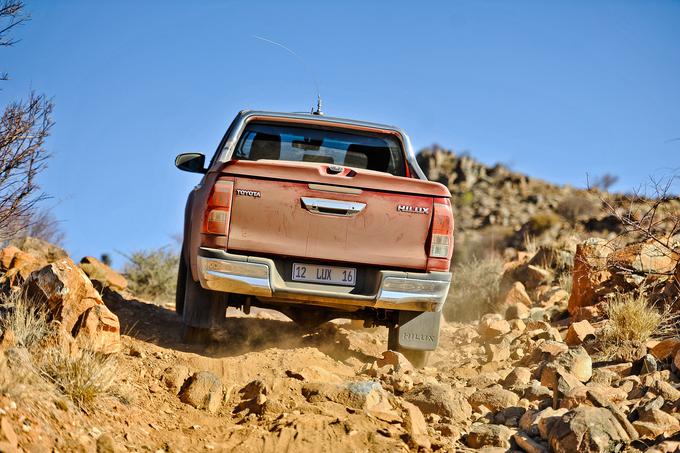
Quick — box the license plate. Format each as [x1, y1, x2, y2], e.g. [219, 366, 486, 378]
[292, 263, 356, 286]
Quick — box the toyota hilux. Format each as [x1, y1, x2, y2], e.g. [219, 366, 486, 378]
[175, 110, 454, 366]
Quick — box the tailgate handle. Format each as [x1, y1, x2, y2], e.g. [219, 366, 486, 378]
[301, 197, 366, 217]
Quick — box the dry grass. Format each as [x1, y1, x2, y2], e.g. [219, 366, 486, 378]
[453, 226, 513, 264]
[0, 290, 49, 348]
[444, 254, 504, 322]
[523, 233, 538, 256]
[600, 292, 674, 347]
[558, 272, 573, 296]
[37, 347, 120, 409]
[0, 290, 126, 409]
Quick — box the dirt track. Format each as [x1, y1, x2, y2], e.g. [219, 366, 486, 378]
[74, 293, 468, 452]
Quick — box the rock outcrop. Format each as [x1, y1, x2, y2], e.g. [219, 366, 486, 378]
[80, 256, 128, 291]
[24, 258, 121, 354]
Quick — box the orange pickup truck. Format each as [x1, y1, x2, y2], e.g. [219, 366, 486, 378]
[175, 110, 453, 366]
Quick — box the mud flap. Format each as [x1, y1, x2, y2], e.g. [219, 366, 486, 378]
[397, 311, 441, 351]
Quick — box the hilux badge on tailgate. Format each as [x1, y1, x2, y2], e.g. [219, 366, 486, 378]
[397, 205, 429, 214]
[236, 189, 261, 198]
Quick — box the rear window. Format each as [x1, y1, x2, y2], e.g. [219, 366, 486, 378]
[233, 122, 406, 176]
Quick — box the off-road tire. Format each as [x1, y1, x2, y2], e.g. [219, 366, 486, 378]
[180, 256, 228, 344]
[388, 325, 431, 368]
[175, 254, 187, 316]
[182, 324, 215, 344]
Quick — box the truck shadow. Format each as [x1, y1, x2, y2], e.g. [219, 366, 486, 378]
[103, 289, 378, 364]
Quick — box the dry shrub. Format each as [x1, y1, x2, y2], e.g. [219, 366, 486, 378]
[600, 293, 673, 347]
[558, 272, 573, 296]
[18, 207, 65, 246]
[122, 246, 179, 303]
[556, 195, 599, 224]
[0, 290, 125, 409]
[444, 255, 503, 322]
[591, 173, 619, 191]
[525, 213, 561, 236]
[0, 290, 48, 348]
[0, 92, 54, 242]
[37, 347, 119, 409]
[453, 226, 513, 264]
[523, 233, 538, 256]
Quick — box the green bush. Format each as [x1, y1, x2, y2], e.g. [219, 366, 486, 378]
[122, 247, 179, 303]
[525, 213, 561, 236]
[458, 190, 475, 207]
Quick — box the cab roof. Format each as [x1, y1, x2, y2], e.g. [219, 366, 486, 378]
[237, 110, 406, 136]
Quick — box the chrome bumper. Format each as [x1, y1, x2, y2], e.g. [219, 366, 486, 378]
[196, 247, 451, 312]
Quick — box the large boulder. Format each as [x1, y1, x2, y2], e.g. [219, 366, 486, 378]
[555, 346, 593, 383]
[568, 239, 614, 315]
[404, 382, 472, 423]
[0, 238, 68, 288]
[400, 401, 430, 450]
[650, 337, 680, 361]
[608, 242, 678, 276]
[0, 246, 21, 270]
[80, 256, 127, 291]
[548, 406, 632, 452]
[633, 408, 680, 439]
[565, 320, 596, 346]
[478, 314, 511, 339]
[24, 258, 121, 354]
[502, 262, 553, 292]
[8, 237, 68, 262]
[468, 385, 520, 413]
[502, 281, 532, 307]
[569, 238, 679, 316]
[0, 249, 47, 287]
[179, 371, 223, 413]
[466, 423, 513, 448]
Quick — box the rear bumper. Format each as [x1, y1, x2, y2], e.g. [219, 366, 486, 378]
[196, 247, 451, 312]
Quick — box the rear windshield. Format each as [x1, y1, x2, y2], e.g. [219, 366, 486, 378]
[233, 122, 406, 176]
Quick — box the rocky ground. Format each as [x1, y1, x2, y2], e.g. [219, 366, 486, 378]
[0, 235, 678, 453]
[0, 153, 678, 452]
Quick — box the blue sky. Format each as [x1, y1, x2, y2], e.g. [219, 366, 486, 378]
[2, 1, 679, 264]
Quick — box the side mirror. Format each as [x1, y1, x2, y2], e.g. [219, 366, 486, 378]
[175, 153, 206, 174]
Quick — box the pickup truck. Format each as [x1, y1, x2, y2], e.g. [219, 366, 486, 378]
[174, 110, 454, 366]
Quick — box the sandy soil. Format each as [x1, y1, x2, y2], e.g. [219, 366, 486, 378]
[4, 294, 472, 452]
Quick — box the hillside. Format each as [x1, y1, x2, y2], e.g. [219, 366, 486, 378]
[0, 154, 678, 452]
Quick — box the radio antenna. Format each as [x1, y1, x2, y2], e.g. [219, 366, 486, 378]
[253, 35, 323, 115]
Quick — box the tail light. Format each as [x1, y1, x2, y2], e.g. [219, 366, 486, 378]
[426, 199, 454, 272]
[202, 180, 234, 235]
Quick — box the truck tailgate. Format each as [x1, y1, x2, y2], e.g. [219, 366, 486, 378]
[222, 161, 448, 270]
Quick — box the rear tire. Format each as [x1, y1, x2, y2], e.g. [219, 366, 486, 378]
[388, 325, 432, 368]
[180, 255, 228, 344]
[175, 254, 187, 316]
[182, 324, 214, 345]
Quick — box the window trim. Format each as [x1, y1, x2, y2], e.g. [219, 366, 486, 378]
[233, 121, 408, 177]
[209, 111, 427, 180]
